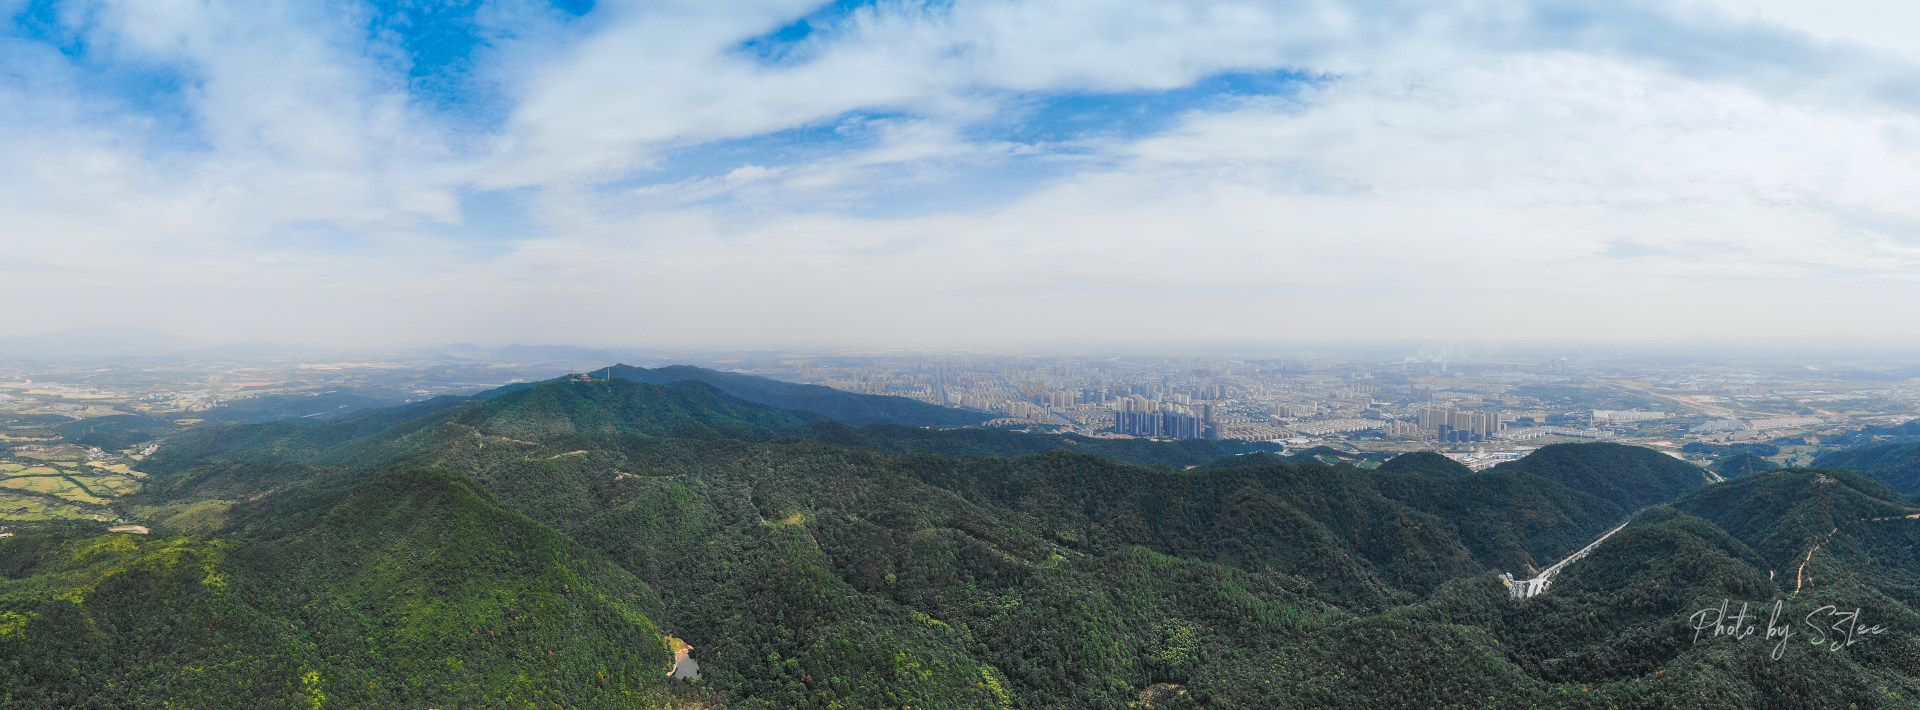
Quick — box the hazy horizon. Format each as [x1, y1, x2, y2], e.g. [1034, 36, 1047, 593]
[7, 0, 1920, 348]
[14, 324, 1920, 365]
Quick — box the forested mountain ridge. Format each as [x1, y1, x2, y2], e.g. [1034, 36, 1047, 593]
[157, 386, 1660, 603]
[1711, 451, 1777, 479]
[1671, 468, 1917, 569]
[150, 375, 1277, 473]
[1814, 440, 1920, 494]
[1374, 450, 1473, 477]
[453, 378, 818, 440]
[10, 373, 1920, 708]
[1488, 442, 1714, 510]
[0, 465, 708, 709]
[606, 364, 991, 427]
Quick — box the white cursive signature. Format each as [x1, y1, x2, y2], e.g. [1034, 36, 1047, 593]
[1688, 599, 1889, 660]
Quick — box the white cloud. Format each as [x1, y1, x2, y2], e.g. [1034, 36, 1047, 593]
[485, 0, 1338, 186]
[465, 47, 1920, 347]
[5, 0, 1920, 348]
[1706, 0, 1920, 59]
[1120, 55, 1920, 273]
[2, 0, 468, 241]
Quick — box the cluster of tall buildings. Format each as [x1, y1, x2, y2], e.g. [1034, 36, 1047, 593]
[1416, 404, 1503, 442]
[1112, 410, 1207, 438]
[746, 350, 1891, 451]
[1110, 394, 1172, 413]
[798, 354, 1694, 445]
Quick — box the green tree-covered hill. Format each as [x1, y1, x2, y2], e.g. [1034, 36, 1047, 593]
[1711, 452, 1777, 479]
[608, 364, 991, 427]
[15, 375, 1920, 708]
[1490, 442, 1713, 509]
[1, 466, 703, 709]
[1376, 451, 1473, 477]
[1814, 440, 1920, 494]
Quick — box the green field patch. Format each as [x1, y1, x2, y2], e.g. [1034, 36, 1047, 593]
[87, 461, 147, 477]
[0, 476, 110, 505]
[66, 474, 139, 498]
[129, 499, 235, 534]
[0, 492, 104, 521]
[0, 477, 63, 495]
[14, 444, 88, 462]
[0, 463, 23, 473]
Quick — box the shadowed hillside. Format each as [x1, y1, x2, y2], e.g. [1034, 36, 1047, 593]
[454, 377, 816, 440]
[1712, 451, 1777, 479]
[1490, 442, 1712, 509]
[608, 364, 991, 427]
[1378, 451, 1474, 478]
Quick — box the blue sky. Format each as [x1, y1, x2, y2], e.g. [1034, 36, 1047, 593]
[4, 0, 1920, 348]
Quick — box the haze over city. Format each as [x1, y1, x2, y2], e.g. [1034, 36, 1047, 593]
[5, 0, 1920, 348]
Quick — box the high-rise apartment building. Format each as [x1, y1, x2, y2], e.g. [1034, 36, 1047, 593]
[1113, 411, 1206, 439]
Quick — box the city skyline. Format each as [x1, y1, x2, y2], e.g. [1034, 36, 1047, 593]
[6, 342, 1910, 460]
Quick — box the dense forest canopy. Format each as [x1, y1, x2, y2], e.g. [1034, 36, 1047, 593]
[607, 364, 992, 427]
[1813, 441, 1920, 494]
[6, 368, 1920, 708]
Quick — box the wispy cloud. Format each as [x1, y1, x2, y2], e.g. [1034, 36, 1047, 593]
[3, 0, 1920, 347]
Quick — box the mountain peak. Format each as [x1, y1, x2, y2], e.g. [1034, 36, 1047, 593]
[460, 377, 812, 440]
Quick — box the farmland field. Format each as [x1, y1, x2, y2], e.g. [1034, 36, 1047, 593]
[68, 473, 140, 497]
[0, 491, 107, 521]
[86, 461, 147, 477]
[14, 444, 88, 461]
[0, 476, 109, 505]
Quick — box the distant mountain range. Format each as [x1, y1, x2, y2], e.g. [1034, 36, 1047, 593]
[8, 367, 1920, 708]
